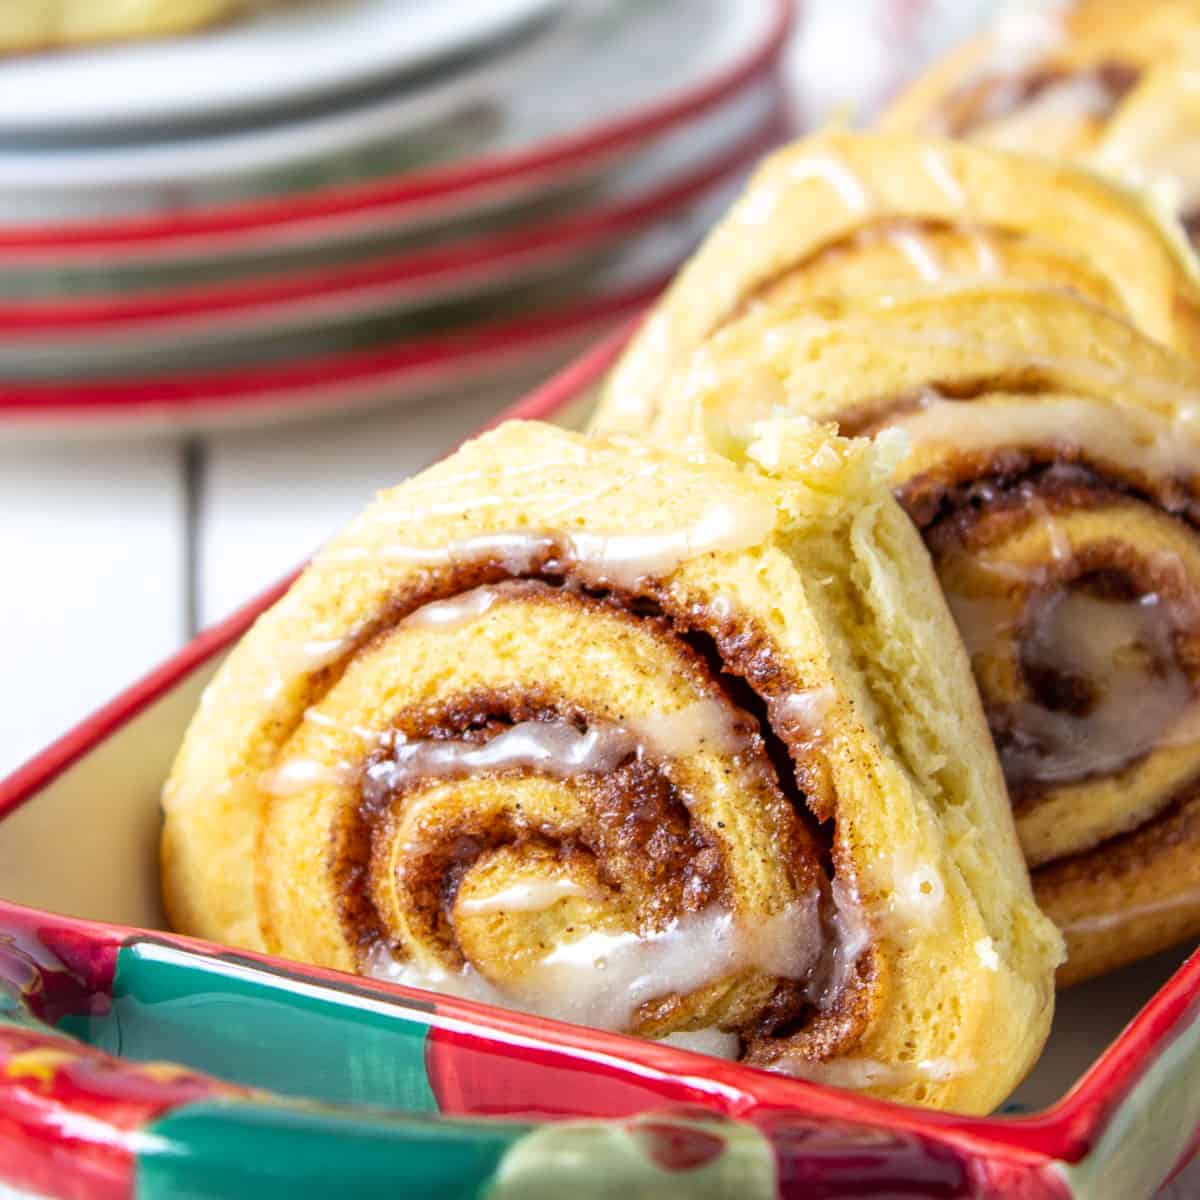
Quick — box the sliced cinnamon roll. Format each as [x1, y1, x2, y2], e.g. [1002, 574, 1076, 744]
[161, 420, 1061, 1112]
[883, 0, 1200, 242]
[592, 130, 1200, 438]
[647, 282, 1200, 985]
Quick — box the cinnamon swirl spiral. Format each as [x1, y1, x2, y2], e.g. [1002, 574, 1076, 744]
[162, 420, 1060, 1112]
[629, 278, 1200, 985]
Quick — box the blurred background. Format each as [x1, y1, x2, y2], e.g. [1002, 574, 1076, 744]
[0, 0, 997, 776]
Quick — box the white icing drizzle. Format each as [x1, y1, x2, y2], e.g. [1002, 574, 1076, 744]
[779, 686, 836, 738]
[371, 531, 556, 573]
[766, 152, 876, 222]
[627, 698, 747, 758]
[887, 227, 945, 282]
[967, 230, 1001, 275]
[1061, 888, 1200, 937]
[922, 147, 967, 208]
[737, 151, 874, 226]
[400, 585, 502, 631]
[847, 322, 1200, 419]
[808, 877, 871, 1010]
[564, 498, 775, 588]
[457, 877, 590, 916]
[657, 1029, 741, 1060]
[262, 632, 358, 703]
[363, 701, 746, 797]
[368, 721, 638, 792]
[788, 153, 873, 212]
[1029, 492, 1073, 566]
[259, 758, 356, 796]
[774, 1055, 973, 1090]
[367, 898, 823, 1035]
[892, 396, 1200, 484]
[1000, 589, 1193, 788]
[361, 496, 776, 590]
[304, 708, 388, 745]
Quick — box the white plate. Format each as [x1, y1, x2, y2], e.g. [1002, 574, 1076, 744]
[0, 22, 558, 210]
[0, 78, 781, 298]
[0, 180, 733, 380]
[0, 0, 783, 216]
[0, 0, 562, 136]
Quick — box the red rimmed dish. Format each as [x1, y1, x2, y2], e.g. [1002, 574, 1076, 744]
[0, 329, 1198, 1198]
[0, 0, 791, 245]
[0, 233, 683, 433]
[0, 85, 788, 343]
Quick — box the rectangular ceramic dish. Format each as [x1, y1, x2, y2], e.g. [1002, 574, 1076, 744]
[1, 330, 1199, 1200]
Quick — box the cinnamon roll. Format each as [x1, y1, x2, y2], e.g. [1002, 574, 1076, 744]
[640, 281, 1200, 985]
[883, 0, 1200, 243]
[161, 420, 1061, 1112]
[591, 130, 1200, 438]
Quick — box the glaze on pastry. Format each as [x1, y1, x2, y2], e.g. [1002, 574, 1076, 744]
[883, 0, 1200, 244]
[630, 274, 1200, 986]
[161, 420, 1061, 1113]
[592, 129, 1200, 439]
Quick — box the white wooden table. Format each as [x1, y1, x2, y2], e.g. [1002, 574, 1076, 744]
[0, 388, 513, 774]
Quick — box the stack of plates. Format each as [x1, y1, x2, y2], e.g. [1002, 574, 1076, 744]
[0, 0, 792, 431]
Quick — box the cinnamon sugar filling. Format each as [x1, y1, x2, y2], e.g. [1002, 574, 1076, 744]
[287, 566, 871, 1059]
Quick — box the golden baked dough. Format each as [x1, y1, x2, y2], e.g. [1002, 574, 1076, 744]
[591, 130, 1200, 438]
[883, 0, 1200, 244]
[640, 280, 1200, 986]
[0, 1, 253, 54]
[162, 419, 1061, 1113]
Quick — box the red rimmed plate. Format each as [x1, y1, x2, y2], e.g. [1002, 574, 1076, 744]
[0, 0, 791, 252]
[0, 329, 1198, 1198]
[0, 84, 787, 340]
[0, 276, 661, 435]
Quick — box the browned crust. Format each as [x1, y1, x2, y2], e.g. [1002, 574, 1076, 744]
[1036, 789, 1200, 985]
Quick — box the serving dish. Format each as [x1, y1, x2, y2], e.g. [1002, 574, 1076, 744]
[0, 330, 1198, 1198]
